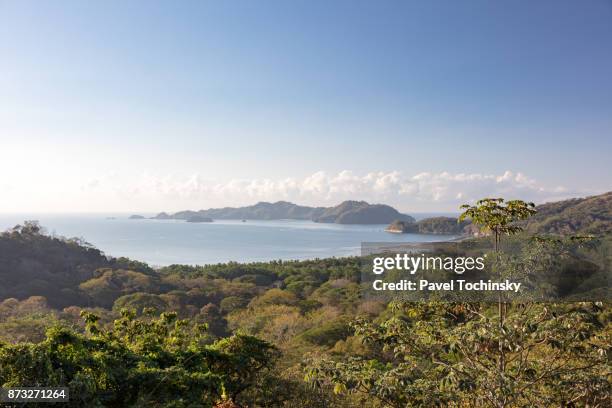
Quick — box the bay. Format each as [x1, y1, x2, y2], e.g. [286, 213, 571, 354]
[0, 214, 458, 266]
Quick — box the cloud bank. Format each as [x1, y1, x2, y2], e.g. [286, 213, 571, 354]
[84, 170, 582, 212]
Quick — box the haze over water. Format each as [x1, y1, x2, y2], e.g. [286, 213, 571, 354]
[0, 214, 457, 266]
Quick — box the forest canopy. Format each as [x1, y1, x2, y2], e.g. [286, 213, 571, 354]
[0, 193, 610, 407]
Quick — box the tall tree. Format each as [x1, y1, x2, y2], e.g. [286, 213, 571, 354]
[459, 198, 537, 383]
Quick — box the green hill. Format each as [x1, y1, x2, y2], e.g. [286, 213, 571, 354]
[313, 200, 415, 224]
[384, 192, 611, 236]
[386, 216, 469, 234]
[524, 191, 611, 235]
[0, 221, 154, 308]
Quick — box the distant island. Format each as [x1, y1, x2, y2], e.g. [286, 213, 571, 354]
[186, 215, 213, 223]
[386, 217, 470, 235]
[128, 215, 145, 220]
[152, 200, 415, 225]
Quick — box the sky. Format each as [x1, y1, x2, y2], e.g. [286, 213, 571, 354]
[1, 0, 611, 213]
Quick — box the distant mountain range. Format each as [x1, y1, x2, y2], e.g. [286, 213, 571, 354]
[151, 200, 416, 225]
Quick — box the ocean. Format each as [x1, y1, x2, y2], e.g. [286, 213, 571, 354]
[0, 214, 458, 266]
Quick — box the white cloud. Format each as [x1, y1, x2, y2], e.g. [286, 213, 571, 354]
[84, 170, 584, 212]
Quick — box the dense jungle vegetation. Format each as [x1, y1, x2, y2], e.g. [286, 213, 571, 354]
[0, 193, 610, 407]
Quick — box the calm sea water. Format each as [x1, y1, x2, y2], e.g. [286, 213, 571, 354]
[0, 214, 458, 266]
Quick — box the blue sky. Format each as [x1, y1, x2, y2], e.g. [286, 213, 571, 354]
[1, 0, 611, 212]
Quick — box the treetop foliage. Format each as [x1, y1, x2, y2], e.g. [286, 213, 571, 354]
[0, 309, 278, 407]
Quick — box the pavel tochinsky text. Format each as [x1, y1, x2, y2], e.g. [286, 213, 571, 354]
[371, 253, 522, 294]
